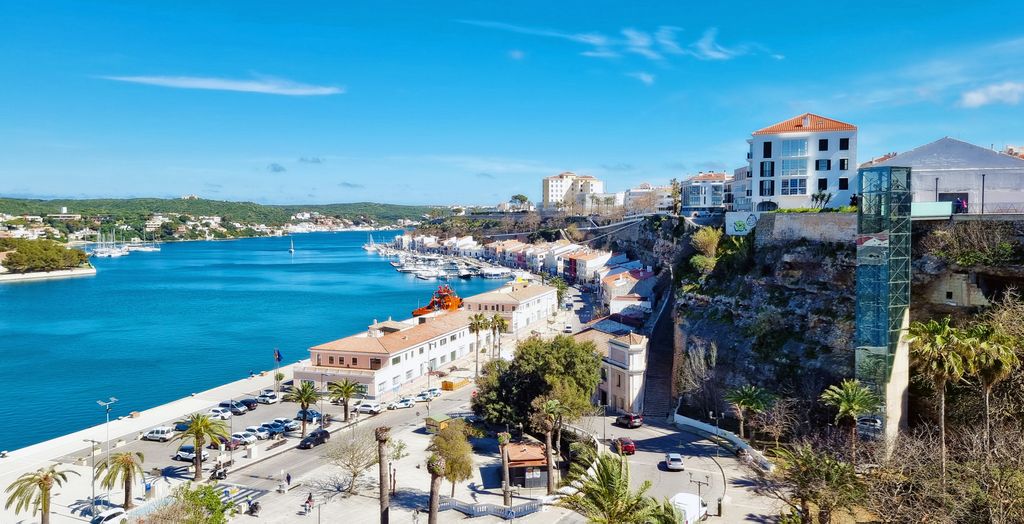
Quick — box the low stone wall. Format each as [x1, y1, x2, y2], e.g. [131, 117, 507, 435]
[755, 213, 856, 248]
[0, 266, 96, 283]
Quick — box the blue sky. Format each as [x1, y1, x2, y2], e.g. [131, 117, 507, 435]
[2, 2, 1023, 205]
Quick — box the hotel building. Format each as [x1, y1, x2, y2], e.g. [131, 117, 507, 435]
[462, 282, 559, 334]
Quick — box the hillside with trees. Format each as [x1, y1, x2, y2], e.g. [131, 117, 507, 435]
[0, 238, 89, 273]
[0, 198, 440, 225]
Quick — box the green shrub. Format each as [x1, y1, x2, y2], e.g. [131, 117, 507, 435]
[690, 254, 718, 276]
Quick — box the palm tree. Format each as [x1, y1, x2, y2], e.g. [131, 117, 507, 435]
[329, 379, 360, 423]
[95, 451, 145, 509]
[725, 385, 772, 440]
[375, 426, 391, 524]
[490, 314, 509, 359]
[819, 379, 880, 462]
[531, 397, 561, 495]
[908, 316, 970, 483]
[558, 453, 663, 523]
[173, 413, 230, 481]
[427, 453, 446, 524]
[964, 325, 1019, 452]
[498, 432, 512, 506]
[4, 465, 79, 524]
[285, 381, 321, 437]
[469, 313, 490, 381]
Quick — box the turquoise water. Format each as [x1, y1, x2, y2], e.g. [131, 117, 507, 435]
[0, 232, 504, 451]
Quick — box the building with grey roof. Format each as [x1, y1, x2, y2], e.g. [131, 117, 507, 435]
[872, 137, 1024, 213]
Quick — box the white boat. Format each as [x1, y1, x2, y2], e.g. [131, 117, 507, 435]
[362, 234, 377, 252]
[414, 268, 441, 280]
[480, 267, 512, 279]
[125, 244, 160, 252]
[289, 238, 295, 254]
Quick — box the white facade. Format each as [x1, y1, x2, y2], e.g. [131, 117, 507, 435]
[606, 333, 648, 414]
[462, 283, 558, 334]
[747, 113, 858, 211]
[625, 183, 673, 214]
[682, 173, 730, 210]
[542, 172, 606, 211]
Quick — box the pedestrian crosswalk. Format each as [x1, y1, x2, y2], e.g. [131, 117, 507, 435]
[214, 482, 270, 508]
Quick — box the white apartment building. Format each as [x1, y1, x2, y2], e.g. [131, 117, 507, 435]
[625, 183, 673, 214]
[462, 282, 559, 334]
[747, 113, 858, 211]
[729, 166, 752, 212]
[296, 311, 476, 401]
[542, 172, 605, 211]
[682, 172, 730, 211]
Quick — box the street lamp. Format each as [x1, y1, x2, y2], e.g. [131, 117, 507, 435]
[319, 374, 327, 429]
[83, 438, 100, 516]
[709, 411, 724, 458]
[689, 472, 710, 501]
[96, 397, 118, 505]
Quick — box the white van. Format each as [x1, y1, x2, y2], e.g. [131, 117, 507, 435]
[669, 493, 708, 524]
[142, 426, 175, 442]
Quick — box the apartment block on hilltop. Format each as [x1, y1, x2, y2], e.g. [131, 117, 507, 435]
[462, 282, 558, 334]
[745, 113, 858, 211]
[542, 172, 605, 211]
[296, 311, 476, 401]
[682, 172, 731, 213]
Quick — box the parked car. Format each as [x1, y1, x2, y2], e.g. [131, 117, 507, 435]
[389, 398, 415, 410]
[616, 413, 644, 428]
[857, 416, 882, 430]
[356, 402, 383, 415]
[423, 388, 442, 398]
[246, 425, 271, 440]
[173, 420, 191, 432]
[274, 417, 301, 431]
[219, 400, 248, 416]
[295, 409, 322, 423]
[563, 325, 573, 333]
[413, 393, 431, 403]
[174, 445, 209, 462]
[257, 392, 281, 404]
[664, 453, 685, 471]
[232, 431, 258, 445]
[91, 507, 127, 524]
[207, 407, 233, 420]
[208, 436, 242, 450]
[260, 421, 287, 437]
[142, 426, 175, 442]
[238, 398, 259, 411]
[615, 437, 636, 455]
[297, 428, 331, 449]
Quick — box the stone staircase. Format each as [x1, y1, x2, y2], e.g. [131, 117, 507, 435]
[642, 294, 675, 419]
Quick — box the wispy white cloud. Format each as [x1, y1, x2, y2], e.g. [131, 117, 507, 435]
[457, 20, 608, 47]
[960, 81, 1024, 108]
[691, 28, 742, 60]
[621, 28, 661, 60]
[101, 75, 344, 96]
[626, 72, 655, 86]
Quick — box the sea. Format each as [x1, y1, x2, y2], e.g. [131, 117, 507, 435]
[0, 231, 506, 451]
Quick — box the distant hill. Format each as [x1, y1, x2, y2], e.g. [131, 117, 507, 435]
[0, 197, 440, 224]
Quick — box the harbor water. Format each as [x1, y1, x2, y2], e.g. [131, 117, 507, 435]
[0, 231, 506, 451]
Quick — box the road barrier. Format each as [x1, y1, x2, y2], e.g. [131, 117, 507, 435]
[438, 497, 543, 519]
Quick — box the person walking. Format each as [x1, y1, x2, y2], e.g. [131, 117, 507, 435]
[286, 472, 292, 486]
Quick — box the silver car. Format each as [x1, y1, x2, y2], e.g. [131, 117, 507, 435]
[664, 453, 685, 471]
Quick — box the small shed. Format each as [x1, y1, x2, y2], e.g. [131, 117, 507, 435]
[425, 414, 451, 434]
[507, 442, 549, 489]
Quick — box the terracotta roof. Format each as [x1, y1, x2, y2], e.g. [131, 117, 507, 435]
[568, 251, 608, 261]
[507, 442, 548, 467]
[613, 332, 648, 346]
[687, 172, 729, 182]
[752, 113, 856, 135]
[463, 284, 556, 305]
[312, 311, 472, 355]
[611, 293, 645, 302]
[603, 271, 638, 286]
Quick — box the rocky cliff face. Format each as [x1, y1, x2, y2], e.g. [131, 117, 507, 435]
[675, 239, 857, 402]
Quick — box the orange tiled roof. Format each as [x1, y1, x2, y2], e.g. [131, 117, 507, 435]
[753, 113, 856, 135]
[507, 443, 548, 467]
[312, 311, 472, 355]
[688, 172, 729, 182]
[614, 332, 648, 345]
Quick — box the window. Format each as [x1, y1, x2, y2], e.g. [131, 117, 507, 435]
[616, 374, 622, 387]
[781, 139, 808, 157]
[745, 189, 752, 197]
[839, 138, 850, 150]
[328, 356, 335, 364]
[818, 179, 828, 191]
[759, 161, 774, 177]
[450, 351, 456, 361]
[839, 158, 849, 171]
[946, 291, 954, 300]
[815, 159, 831, 171]
[762, 141, 772, 158]
[780, 159, 807, 177]
[419, 347, 424, 354]
[392, 376, 400, 386]
[439, 338, 446, 346]
[391, 356, 401, 365]
[839, 178, 849, 190]
[759, 180, 774, 196]
[351, 357, 358, 365]
[781, 178, 807, 195]
[450, 335, 456, 342]
[818, 138, 828, 151]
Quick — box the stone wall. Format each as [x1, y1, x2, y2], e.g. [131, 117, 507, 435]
[755, 213, 857, 248]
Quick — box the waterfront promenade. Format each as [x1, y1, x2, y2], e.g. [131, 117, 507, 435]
[0, 266, 96, 283]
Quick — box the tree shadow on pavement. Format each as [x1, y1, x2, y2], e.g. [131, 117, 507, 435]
[392, 488, 431, 512]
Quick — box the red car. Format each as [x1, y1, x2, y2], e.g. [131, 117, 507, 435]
[615, 437, 636, 455]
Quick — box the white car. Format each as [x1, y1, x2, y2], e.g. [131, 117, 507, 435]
[173, 445, 208, 462]
[142, 426, 175, 442]
[423, 388, 442, 398]
[389, 398, 415, 410]
[413, 393, 431, 403]
[665, 453, 685, 471]
[246, 425, 271, 440]
[91, 507, 127, 524]
[257, 392, 281, 404]
[356, 402, 382, 414]
[273, 417, 301, 431]
[207, 407, 233, 420]
[232, 431, 258, 445]
[563, 325, 573, 333]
